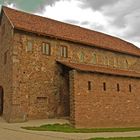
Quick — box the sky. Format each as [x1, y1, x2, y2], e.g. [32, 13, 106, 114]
[0, 0, 140, 48]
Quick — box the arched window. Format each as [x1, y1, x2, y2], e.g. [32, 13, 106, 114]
[104, 56, 109, 66]
[42, 42, 51, 55]
[114, 58, 118, 68]
[124, 59, 128, 69]
[79, 52, 84, 62]
[26, 40, 33, 52]
[92, 53, 97, 64]
[60, 45, 68, 58]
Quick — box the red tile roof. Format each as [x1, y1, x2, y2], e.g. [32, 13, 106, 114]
[57, 61, 140, 78]
[1, 6, 140, 56]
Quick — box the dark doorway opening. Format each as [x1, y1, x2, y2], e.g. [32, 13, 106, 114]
[0, 86, 4, 116]
[59, 66, 70, 117]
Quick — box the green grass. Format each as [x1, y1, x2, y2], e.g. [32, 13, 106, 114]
[89, 137, 140, 140]
[22, 123, 140, 133]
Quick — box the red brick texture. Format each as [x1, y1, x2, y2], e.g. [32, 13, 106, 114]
[70, 70, 140, 128]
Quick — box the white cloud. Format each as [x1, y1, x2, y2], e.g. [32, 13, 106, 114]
[100, 0, 140, 47]
[6, 3, 16, 8]
[35, 0, 110, 29]
[2, 1, 16, 8]
[133, 42, 140, 48]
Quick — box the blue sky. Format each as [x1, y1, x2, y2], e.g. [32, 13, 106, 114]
[0, 0, 140, 47]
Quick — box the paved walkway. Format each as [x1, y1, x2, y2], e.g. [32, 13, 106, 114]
[1, 117, 140, 140]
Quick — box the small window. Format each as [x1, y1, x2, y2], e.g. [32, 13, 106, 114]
[42, 42, 51, 55]
[117, 83, 120, 92]
[4, 51, 8, 64]
[26, 41, 33, 52]
[129, 84, 132, 92]
[88, 81, 91, 91]
[103, 82, 106, 91]
[60, 46, 68, 58]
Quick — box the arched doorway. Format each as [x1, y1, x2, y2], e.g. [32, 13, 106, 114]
[0, 86, 3, 116]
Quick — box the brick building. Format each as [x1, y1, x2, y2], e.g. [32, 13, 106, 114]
[0, 6, 140, 128]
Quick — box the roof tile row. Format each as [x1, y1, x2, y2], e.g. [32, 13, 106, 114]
[57, 61, 140, 78]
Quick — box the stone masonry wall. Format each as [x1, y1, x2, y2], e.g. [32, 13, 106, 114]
[1, 10, 140, 123]
[12, 31, 72, 121]
[70, 70, 140, 128]
[10, 28, 140, 122]
[0, 13, 14, 122]
[69, 70, 75, 126]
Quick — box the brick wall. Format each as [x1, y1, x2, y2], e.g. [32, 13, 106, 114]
[1, 12, 140, 123]
[70, 70, 140, 128]
[11, 31, 72, 121]
[8, 29, 140, 122]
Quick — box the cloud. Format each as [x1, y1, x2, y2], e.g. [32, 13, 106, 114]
[64, 19, 80, 24]
[99, 0, 140, 47]
[36, 0, 62, 12]
[79, 0, 120, 10]
[77, 0, 140, 47]
[43, 0, 61, 5]
[36, 0, 110, 29]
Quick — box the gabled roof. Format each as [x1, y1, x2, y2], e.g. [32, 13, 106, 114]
[57, 61, 140, 78]
[1, 6, 140, 56]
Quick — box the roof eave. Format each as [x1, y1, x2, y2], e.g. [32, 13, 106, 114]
[57, 61, 140, 79]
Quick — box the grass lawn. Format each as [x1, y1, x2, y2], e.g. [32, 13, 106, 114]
[22, 123, 140, 133]
[89, 137, 140, 140]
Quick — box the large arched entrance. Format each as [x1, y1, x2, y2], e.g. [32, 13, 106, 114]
[0, 86, 4, 116]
